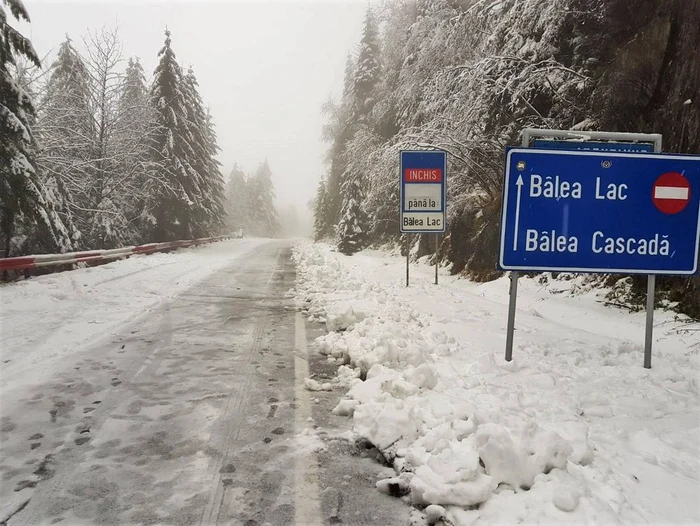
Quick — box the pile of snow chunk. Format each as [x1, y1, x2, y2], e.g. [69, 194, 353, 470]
[304, 378, 332, 392]
[291, 242, 585, 513]
[292, 241, 700, 525]
[324, 300, 373, 332]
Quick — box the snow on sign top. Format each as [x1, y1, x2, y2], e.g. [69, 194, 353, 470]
[400, 150, 447, 233]
[499, 148, 700, 275]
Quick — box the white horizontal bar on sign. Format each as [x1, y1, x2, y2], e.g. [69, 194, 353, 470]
[654, 186, 689, 200]
[402, 212, 444, 231]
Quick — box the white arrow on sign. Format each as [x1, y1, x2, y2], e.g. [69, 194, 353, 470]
[513, 175, 524, 251]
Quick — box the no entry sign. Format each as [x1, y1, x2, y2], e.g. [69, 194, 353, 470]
[653, 172, 691, 214]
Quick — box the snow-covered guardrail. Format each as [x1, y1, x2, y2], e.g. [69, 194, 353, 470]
[0, 236, 230, 272]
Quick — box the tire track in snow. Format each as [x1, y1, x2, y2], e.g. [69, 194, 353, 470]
[9, 296, 184, 526]
[199, 305, 269, 525]
[6, 242, 279, 525]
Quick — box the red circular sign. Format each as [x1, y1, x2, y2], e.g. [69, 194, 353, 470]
[652, 172, 691, 214]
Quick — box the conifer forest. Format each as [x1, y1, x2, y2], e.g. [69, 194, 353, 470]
[1, 2, 279, 259]
[2, 0, 699, 315]
[313, 0, 700, 317]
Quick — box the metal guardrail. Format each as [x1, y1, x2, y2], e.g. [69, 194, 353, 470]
[0, 236, 230, 273]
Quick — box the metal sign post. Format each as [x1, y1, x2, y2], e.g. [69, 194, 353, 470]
[645, 275, 656, 368]
[503, 133, 529, 363]
[505, 270, 518, 362]
[400, 150, 447, 287]
[645, 140, 662, 369]
[435, 234, 439, 285]
[501, 129, 700, 368]
[406, 235, 410, 287]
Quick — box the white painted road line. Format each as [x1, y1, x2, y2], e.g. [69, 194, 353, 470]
[293, 312, 324, 526]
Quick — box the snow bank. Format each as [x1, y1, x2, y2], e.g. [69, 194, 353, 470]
[292, 240, 700, 525]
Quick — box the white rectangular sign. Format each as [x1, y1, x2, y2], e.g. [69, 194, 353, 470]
[403, 184, 442, 211]
[402, 212, 444, 231]
[400, 151, 447, 233]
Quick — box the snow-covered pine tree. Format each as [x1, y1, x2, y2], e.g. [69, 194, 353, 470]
[7, 53, 40, 127]
[353, 6, 382, 121]
[33, 35, 94, 248]
[225, 164, 249, 235]
[181, 66, 211, 237]
[343, 53, 355, 96]
[336, 172, 369, 255]
[201, 107, 227, 235]
[121, 58, 148, 109]
[148, 29, 201, 241]
[115, 57, 163, 244]
[321, 54, 358, 232]
[182, 67, 225, 237]
[179, 67, 226, 237]
[312, 176, 332, 241]
[325, 9, 382, 250]
[0, 0, 75, 257]
[249, 159, 279, 238]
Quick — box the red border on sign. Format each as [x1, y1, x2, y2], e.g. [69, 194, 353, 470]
[652, 172, 691, 215]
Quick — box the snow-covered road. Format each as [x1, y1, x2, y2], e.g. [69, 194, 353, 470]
[1, 238, 265, 406]
[2, 237, 698, 525]
[292, 241, 700, 525]
[0, 239, 410, 525]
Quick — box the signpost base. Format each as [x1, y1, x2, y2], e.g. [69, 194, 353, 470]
[505, 271, 519, 361]
[644, 275, 655, 369]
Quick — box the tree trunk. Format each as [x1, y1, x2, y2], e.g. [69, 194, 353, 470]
[1, 209, 15, 259]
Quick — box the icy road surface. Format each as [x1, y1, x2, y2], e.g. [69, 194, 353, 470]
[0, 239, 410, 525]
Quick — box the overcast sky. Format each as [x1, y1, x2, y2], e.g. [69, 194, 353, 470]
[22, 0, 367, 217]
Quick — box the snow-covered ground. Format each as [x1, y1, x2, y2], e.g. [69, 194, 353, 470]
[0, 238, 268, 408]
[1, 238, 306, 524]
[292, 241, 700, 525]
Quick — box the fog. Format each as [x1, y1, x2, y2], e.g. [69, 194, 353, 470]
[23, 0, 368, 238]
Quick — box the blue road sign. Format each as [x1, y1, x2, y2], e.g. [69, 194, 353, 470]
[532, 139, 655, 153]
[499, 148, 700, 275]
[400, 150, 447, 233]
